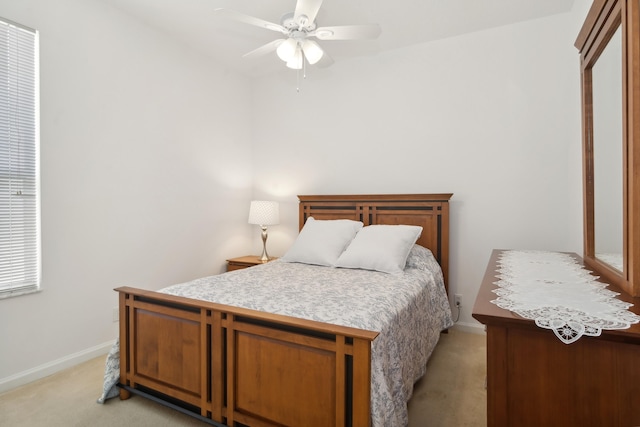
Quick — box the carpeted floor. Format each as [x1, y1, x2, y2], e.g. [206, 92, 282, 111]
[408, 329, 487, 427]
[0, 328, 486, 427]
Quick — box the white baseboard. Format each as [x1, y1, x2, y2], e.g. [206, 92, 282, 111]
[0, 340, 115, 394]
[452, 321, 486, 335]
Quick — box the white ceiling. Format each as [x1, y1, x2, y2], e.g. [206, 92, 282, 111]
[99, 0, 575, 77]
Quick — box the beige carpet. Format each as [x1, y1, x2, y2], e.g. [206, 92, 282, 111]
[0, 328, 486, 427]
[408, 329, 487, 427]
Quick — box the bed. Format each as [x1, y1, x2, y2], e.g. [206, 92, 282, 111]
[112, 193, 453, 427]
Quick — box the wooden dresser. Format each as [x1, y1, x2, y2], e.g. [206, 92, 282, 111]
[472, 250, 640, 427]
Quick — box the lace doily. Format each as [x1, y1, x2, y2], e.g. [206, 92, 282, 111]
[491, 250, 640, 344]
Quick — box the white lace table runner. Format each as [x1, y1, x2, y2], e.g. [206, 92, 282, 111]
[491, 250, 640, 344]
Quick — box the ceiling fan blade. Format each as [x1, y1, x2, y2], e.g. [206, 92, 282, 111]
[294, 0, 323, 24]
[215, 8, 286, 34]
[243, 39, 285, 59]
[316, 51, 334, 68]
[314, 24, 381, 40]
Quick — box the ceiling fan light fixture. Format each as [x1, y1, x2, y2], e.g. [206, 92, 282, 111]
[301, 39, 323, 65]
[286, 48, 303, 69]
[276, 38, 298, 62]
[216, 2, 382, 80]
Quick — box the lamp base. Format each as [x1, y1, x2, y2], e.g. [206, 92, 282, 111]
[259, 226, 270, 262]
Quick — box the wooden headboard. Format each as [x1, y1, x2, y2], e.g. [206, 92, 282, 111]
[298, 194, 452, 292]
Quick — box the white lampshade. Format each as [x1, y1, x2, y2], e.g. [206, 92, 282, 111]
[286, 47, 303, 70]
[276, 38, 298, 62]
[248, 201, 279, 226]
[301, 39, 324, 65]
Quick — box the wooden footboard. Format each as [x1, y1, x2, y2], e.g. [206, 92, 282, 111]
[116, 286, 378, 427]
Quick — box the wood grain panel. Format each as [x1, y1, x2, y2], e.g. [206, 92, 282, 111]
[504, 326, 640, 426]
[485, 325, 508, 427]
[234, 331, 336, 426]
[134, 309, 202, 397]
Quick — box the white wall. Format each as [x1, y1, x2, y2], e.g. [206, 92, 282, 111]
[0, 0, 253, 388]
[0, 0, 594, 390]
[251, 2, 592, 330]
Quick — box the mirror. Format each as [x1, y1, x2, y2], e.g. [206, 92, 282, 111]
[578, 0, 640, 297]
[592, 26, 623, 272]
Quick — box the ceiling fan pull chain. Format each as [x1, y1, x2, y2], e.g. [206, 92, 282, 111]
[303, 55, 307, 79]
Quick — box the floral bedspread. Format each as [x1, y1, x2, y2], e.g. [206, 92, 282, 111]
[99, 245, 453, 427]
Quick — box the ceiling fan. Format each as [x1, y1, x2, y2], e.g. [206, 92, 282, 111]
[215, 0, 381, 70]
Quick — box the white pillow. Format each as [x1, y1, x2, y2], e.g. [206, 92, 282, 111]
[334, 224, 423, 274]
[282, 217, 364, 267]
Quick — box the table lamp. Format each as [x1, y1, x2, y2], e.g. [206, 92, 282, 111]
[248, 200, 279, 262]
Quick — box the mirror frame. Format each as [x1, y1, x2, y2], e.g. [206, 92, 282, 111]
[576, 0, 640, 296]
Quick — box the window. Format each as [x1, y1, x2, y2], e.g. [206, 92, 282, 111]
[0, 17, 39, 298]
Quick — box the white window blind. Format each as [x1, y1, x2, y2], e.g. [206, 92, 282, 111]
[0, 18, 39, 298]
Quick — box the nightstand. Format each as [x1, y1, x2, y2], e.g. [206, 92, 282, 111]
[226, 255, 277, 272]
